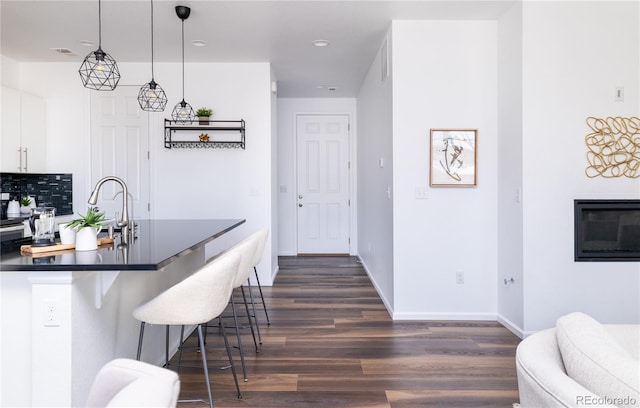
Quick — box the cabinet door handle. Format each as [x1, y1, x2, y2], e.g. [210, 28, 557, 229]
[17, 147, 23, 171]
[23, 147, 28, 172]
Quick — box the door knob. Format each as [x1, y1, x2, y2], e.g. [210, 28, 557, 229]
[298, 195, 303, 199]
[298, 203, 303, 207]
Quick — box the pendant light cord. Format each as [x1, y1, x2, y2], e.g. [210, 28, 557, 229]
[181, 18, 185, 101]
[150, 0, 155, 80]
[98, 0, 102, 48]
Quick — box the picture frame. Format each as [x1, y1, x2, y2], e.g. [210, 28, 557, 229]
[430, 129, 478, 187]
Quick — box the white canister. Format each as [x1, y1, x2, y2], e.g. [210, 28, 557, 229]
[58, 222, 76, 245]
[7, 200, 20, 215]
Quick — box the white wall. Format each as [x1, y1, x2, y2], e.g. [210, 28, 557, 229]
[276, 97, 357, 255]
[14, 61, 278, 285]
[356, 31, 395, 312]
[391, 20, 499, 319]
[521, 1, 640, 333]
[497, 3, 524, 335]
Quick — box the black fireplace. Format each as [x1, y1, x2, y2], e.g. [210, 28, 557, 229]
[574, 199, 640, 261]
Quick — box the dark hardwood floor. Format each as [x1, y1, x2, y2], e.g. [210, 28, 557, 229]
[174, 256, 521, 407]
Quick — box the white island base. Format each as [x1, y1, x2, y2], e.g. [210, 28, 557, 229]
[1, 248, 203, 407]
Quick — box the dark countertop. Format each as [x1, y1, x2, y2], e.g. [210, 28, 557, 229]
[0, 219, 245, 271]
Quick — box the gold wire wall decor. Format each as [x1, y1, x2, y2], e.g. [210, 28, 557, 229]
[585, 116, 640, 178]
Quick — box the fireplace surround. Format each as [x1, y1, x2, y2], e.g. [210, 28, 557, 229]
[574, 199, 640, 261]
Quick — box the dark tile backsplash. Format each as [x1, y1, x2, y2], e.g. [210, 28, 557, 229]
[0, 173, 73, 218]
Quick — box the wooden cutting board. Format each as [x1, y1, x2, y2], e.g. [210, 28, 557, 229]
[21, 237, 114, 255]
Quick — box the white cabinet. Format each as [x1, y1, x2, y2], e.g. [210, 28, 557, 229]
[1, 87, 46, 173]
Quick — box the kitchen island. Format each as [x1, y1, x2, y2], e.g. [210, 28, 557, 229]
[0, 219, 245, 407]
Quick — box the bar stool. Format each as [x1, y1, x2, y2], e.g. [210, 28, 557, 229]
[133, 252, 241, 408]
[213, 233, 260, 382]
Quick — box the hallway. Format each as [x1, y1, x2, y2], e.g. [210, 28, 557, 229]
[175, 256, 521, 407]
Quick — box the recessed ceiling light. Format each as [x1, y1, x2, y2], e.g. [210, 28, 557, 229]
[79, 40, 95, 47]
[312, 39, 330, 47]
[192, 40, 207, 47]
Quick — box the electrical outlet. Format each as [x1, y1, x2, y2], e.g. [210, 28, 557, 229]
[43, 300, 60, 327]
[614, 86, 624, 102]
[456, 271, 464, 284]
[414, 186, 429, 200]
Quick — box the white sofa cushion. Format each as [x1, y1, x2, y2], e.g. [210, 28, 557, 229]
[556, 312, 640, 408]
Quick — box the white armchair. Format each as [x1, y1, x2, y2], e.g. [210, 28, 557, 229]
[86, 358, 180, 407]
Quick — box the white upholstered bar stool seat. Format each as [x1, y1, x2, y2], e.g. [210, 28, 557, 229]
[133, 252, 241, 408]
[86, 358, 180, 408]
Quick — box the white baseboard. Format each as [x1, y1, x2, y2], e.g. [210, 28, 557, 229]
[357, 256, 394, 317]
[497, 313, 525, 339]
[392, 312, 497, 321]
[269, 265, 279, 285]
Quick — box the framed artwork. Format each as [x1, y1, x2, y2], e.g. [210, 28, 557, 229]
[430, 129, 477, 187]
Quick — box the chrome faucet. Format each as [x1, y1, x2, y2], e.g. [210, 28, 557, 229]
[88, 176, 130, 239]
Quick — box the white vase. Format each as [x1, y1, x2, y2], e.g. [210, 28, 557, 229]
[75, 227, 100, 251]
[58, 222, 76, 245]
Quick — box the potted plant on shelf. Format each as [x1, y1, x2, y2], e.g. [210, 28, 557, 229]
[195, 107, 213, 125]
[20, 196, 32, 213]
[66, 207, 107, 251]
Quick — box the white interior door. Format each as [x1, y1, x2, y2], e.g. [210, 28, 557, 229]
[296, 114, 350, 254]
[90, 86, 150, 221]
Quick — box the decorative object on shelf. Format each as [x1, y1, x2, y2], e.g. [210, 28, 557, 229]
[585, 116, 640, 178]
[171, 5, 195, 124]
[196, 107, 213, 125]
[164, 119, 245, 149]
[66, 207, 107, 251]
[138, 0, 168, 112]
[20, 196, 32, 213]
[78, 0, 120, 90]
[430, 129, 478, 187]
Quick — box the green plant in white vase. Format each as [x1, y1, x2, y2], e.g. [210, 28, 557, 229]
[67, 207, 107, 251]
[20, 196, 32, 213]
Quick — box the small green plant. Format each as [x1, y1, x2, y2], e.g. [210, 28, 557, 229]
[195, 107, 213, 117]
[20, 196, 32, 206]
[66, 207, 107, 230]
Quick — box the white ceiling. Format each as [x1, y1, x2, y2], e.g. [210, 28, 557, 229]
[0, 0, 515, 97]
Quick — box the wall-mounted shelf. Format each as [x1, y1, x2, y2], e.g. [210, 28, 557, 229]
[164, 119, 245, 149]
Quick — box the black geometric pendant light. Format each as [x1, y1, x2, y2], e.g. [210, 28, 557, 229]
[171, 5, 195, 124]
[79, 0, 121, 90]
[138, 0, 168, 111]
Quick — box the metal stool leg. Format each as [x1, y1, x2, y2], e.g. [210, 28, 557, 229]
[230, 293, 248, 382]
[197, 325, 214, 408]
[254, 266, 270, 325]
[240, 286, 259, 352]
[219, 316, 242, 399]
[164, 325, 170, 367]
[245, 278, 262, 344]
[136, 322, 145, 360]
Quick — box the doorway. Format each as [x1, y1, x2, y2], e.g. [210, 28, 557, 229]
[90, 86, 150, 220]
[296, 114, 351, 254]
